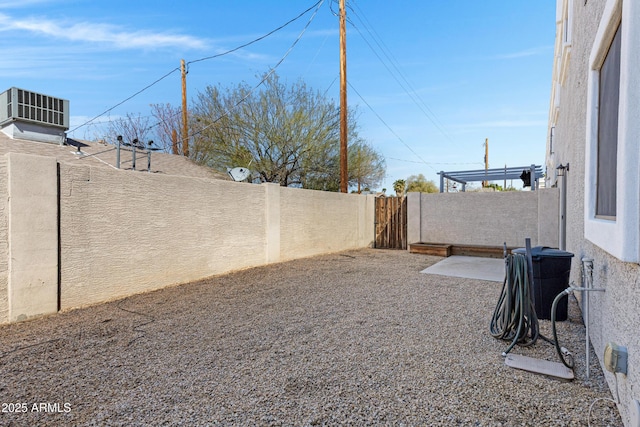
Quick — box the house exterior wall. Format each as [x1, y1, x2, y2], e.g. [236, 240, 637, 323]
[0, 155, 375, 322]
[406, 190, 559, 248]
[548, 1, 640, 425]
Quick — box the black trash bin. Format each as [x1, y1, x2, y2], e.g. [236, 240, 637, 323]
[513, 246, 574, 321]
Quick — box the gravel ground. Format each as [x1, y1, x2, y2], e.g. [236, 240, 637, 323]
[0, 249, 622, 426]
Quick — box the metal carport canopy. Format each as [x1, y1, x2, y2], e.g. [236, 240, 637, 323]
[438, 165, 543, 192]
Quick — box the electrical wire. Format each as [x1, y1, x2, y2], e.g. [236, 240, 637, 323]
[348, 82, 437, 173]
[144, 0, 325, 145]
[587, 374, 619, 427]
[387, 156, 483, 166]
[587, 397, 618, 427]
[187, 0, 323, 66]
[332, 0, 459, 173]
[0, 339, 62, 358]
[117, 300, 156, 347]
[68, 67, 180, 135]
[347, 0, 456, 144]
[186, 0, 325, 142]
[69, 1, 324, 137]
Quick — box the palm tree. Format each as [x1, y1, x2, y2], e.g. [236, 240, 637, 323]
[393, 179, 406, 197]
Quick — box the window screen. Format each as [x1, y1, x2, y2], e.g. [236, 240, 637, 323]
[595, 24, 621, 218]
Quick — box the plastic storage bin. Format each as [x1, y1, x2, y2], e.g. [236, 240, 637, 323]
[513, 246, 574, 321]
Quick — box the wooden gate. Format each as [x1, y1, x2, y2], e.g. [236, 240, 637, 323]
[374, 196, 407, 249]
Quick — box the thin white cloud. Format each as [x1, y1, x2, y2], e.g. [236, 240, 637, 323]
[0, 0, 53, 8]
[0, 13, 207, 50]
[460, 119, 547, 129]
[494, 46, 553, 59]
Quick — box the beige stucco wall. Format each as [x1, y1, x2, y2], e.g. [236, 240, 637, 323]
[6, 153, 58, 322]
[0, 156, 375, 320]
[280, 187, 374, 260]
[548, 1, 640, 425]
[407, 189, 559, 248]
[0, 156, 8, 323]
[59, 163, 266, 309]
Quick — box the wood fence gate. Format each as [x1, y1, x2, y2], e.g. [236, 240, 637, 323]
[374, 196, 407, 249]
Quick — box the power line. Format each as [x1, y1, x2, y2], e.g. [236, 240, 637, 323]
[148, 0, 325, 141]
[348, 81, 437, 173]
[69, 1, 324, 136]
[387, 157, 483, 166]
[68, 68, 180, 135]
[187, 0, 325, 141]
[187, 0, 323, 66]
[347, 0, 456, 144]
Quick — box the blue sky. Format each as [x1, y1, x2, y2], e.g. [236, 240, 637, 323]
[0, 0, 556, 192]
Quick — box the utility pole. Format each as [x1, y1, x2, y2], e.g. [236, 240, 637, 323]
[171, 128, 178, 155]
[339, 0, 348, 193]
[483, 138, 489, 187]
[181, 59, 189, 157]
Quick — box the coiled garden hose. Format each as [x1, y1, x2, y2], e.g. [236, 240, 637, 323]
[490, 253, 575, 368]
[489, 253, 540, 355]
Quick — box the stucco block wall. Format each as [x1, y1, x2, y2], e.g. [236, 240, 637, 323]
[537, 188, 560, 247]
[407, 190, 559, 248]
[59, 163, 268, 309]
[279, 187, 374, 260]
[6, 153, 58, 322]
[0, 156, 8, 323]
[0, 159, 376, 314]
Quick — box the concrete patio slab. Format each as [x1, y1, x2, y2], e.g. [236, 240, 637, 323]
[421, 255, 506, 282]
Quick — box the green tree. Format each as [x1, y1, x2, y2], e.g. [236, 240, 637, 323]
[188, 73, 384, 190]
[406, 174, 438, 193]
[349, 139, 385, 193]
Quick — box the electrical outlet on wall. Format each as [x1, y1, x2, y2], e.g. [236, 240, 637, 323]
[603, 342, 628, 375]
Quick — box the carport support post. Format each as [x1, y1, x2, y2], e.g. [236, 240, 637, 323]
[504, 164, 507, 190]
[439, 171, 444, 193]
[530, 164, 536, 190]
[116, 135, 122, 169]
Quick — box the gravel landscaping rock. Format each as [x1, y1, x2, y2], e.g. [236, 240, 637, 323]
[0, 249, 622, 426]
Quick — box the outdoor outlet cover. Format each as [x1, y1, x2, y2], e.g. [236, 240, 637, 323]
[603, 342, 628, 375]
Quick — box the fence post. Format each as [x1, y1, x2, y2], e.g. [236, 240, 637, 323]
[6, 153, 59, 322]
[407, 192, 422, 246]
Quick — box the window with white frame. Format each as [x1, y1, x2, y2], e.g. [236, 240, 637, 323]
[562, 0, 573, 46]
[595, 23, 620, 219]
[584, 0, 640, 263]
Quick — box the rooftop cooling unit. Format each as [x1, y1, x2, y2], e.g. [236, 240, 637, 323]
[0, 87, 70, 144]
[0, 87, 69, 130]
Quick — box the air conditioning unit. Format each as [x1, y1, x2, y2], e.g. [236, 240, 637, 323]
[0, 87, 69, 143]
